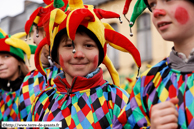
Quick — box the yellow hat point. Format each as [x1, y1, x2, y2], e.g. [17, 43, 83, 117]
[69, 0, 84, 11]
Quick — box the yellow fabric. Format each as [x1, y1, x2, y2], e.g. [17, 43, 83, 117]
[103, 23, 114, 31]
[34, 16, 40, 25]
[69, 0, 85, 11]
[11, 32, 26, 39]
[51, 27, 59, 51]
[5, 35, 31, 60]
[49, 8, 67, 46]
[103, 55, 120, 86]
[0, 28, 7, 36]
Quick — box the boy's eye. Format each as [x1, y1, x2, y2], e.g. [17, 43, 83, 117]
[149, 0, 173, 10]
[64, 44, 73, 47]
[3, 55, 9, 58]
[85, 42, 97, 48]
[149, 2, 157, 10]
[62, 40, 73, 47]
[85, 44, 94, 47]
[164, 0, 171, 2]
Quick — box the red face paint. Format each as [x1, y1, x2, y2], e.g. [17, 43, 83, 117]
[73, 51, 84, 58]
[93, 55, 98, 69]
[153, 9, 166, 17]
[175, 7, 189, 24]
[59, 54, 65, 69]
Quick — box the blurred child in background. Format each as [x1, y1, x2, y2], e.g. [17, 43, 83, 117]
[0, 28, 35, 121]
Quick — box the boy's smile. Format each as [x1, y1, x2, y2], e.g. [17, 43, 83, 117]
[157, 21, 171, 31]
[58, 32, 99, 84]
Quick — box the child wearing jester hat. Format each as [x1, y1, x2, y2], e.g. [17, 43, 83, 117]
[19, 0, 68, 121]
[115, 0, 194, 128]
[26, 0, 142, 128]
[0, 28, 36, 121]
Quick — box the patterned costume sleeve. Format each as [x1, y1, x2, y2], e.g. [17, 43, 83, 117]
[0, 89, 20, 121]
[115, 75, 151, 128]
[18, 66, 62, 121]
[26, 87, 55, 122]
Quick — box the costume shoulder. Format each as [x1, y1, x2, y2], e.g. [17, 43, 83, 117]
[141, 58, 169, 77]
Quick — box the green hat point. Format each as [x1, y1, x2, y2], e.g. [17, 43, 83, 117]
[130, 0, 147, 27]
[29, 44, 37, 54]
[29, 25, 33, 33]
[54, 0, 65, 8]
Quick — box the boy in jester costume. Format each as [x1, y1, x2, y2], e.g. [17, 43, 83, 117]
[26, 0, 142, 128]
[115, 0, 194, 128]
[0, 28, 36, 121]
[19, 0, 68, 121]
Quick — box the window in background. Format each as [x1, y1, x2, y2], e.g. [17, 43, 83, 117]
[137, 13, 152, 62]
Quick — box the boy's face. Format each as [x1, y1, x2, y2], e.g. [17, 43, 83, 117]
[58, 32, 99, 79]
[0, 53, 20, 81]
[149, 0, 194, 42]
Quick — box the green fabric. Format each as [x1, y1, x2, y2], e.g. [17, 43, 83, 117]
[29, 25, 33, 33]
[0, 32, 5, 39]
[65, 3, 69, 12]
[10, 46, 25, 61]
[130, 0, 147, 27]
[54, 0, 64, 8]
[29, 44, 37, 54]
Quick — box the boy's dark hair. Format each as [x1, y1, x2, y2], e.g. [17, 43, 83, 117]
[51, 25, 104, 65]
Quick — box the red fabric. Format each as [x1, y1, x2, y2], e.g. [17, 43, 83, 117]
[43, 0, 53, 5]
[34, 37, 48, 76]
[0, 36, 10, 52]
[104, 29, 141, 68]
[25, 0, 68, 34]
[144, 75, 154, 87]
[123, 0, 132, 14]
[54, 69, 106, 93]
[57, 11, 71, 32]
[102, 43, 107, 59]
[25, 7, 42, 34]
[67, 9, 95, 40]
[42, 12, 52, 45]
[93, 9, 120, 19]
[37, 6, 55, 27]
[126, 77, 132, 82]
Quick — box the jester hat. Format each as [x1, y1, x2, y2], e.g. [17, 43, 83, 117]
[24, 0, 69, 37]
[34, 0, 141, 86]
[123, 0, 147, 34]
[0, 28, 36, 63]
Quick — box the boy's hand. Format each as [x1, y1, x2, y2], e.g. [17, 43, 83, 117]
[150, 98, 179, 129]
